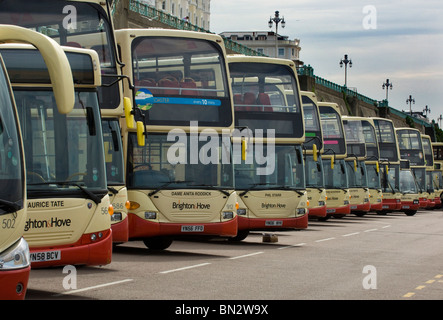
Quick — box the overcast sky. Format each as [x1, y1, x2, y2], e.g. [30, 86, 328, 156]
[210, 0, 443, 125]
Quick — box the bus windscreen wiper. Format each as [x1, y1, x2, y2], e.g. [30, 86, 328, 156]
[28, 181, 102, 204]
[267, 185, 305, 196]
[0, 199, 21, 213]
[239, 183, 276, 197]
[148, 180, 193, 197]
[188, 184, 231, 197]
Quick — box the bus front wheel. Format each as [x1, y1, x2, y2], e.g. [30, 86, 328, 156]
[143, 237, 173, 250]
[404, 210, 417, 216]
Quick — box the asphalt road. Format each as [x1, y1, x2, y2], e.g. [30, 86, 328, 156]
[26, 209, 443, 304]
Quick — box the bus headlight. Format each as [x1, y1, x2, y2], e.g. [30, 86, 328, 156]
[364, 198, 369, 203]
[144, 211, 157, 219]
[318, 201, 325, 206]
[0, 238, 30, 270]
[111, 212, 122, 222]
[344, 200, 350, 205]
[222, 211, 234, 219]
[237, 208, 247, 216]
[296, 208, 306, 215]
[413, 199, 419, 204]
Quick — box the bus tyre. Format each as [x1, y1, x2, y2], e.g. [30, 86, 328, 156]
[404, 210, 417, 216]
[229, 230, 249, 242]
[143, 237, 173, 250]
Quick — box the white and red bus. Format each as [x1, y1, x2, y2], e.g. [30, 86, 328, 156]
[0, 25, 74, 298]
[116, 29, 238, 249]
[318, 102, 350, 220]
[1, 44, 113, 267]
[0, 0, 130, 243]
[301, 91, 327, 219]
[227, 55, 308, 240]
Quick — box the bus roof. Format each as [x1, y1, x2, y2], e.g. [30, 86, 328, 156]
[116, 28, 226, 48]
[318, 101, 347, 159]
[301, 90, 323, 153]
[0, 44, 101, 88]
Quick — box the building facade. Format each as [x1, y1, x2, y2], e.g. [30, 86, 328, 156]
[140, 0, 211, 30]
[219, 31, 302, 66]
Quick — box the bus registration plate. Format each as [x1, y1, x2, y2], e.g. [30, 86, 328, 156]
[265, 220, 283, 226]
[181, 225, 204, 232]
[30, 250, 61, 262]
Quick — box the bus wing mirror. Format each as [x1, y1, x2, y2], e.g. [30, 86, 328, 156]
[124, 97, 134, 129]
[313, 144, 318, 162]
[242, 139, 247, 161]
[136, 121, 145, 146]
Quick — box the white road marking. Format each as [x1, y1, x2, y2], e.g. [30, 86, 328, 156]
[229, 251, 264, 260]
[54, 279, 133, 296]
[278, 243, 306, 250]
[315, 237, 335, 243]
[343, 232, 360, 237]
[159, 262, 212, 274]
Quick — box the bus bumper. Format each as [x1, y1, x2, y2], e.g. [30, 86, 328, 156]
[308, 205, 327, 218]
[30, 229, 112, 268]
[326, 204, 350, 215]
[434, 197, 442, 208]
[237, 215, 307, 231]
[401, 201, 420, 211]
[128, 214, 238, 238]
[111, 217, 129, 243]
[418, 197, 428, 208]
[380, 198, 402, 211]
[0, 266, 30, 300]
[351, 202, 371, 213]
[369, 202, 383, 211]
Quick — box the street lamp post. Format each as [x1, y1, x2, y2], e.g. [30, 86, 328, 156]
[339, 54, 352, 87]
[406, 95, 415, 116]
[423, 105, 431, 118]
[268, 10, 285, 58]
[382, 79, 393, 102]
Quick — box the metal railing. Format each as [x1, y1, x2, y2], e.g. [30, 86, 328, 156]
[128, 0, 266, 57]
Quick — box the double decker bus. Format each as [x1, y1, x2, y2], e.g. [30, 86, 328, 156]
[398, 159, 420, 215]
[431, 142, 443, 207]
[116, 29, 238, 249]
[318, 102, 350, 219]
[342, 116, 370, 216]
[1, 44, 113, 267]
[301, 91, 326, 219]
[361, 118, 383, 211]
[396, 127, 426, 212]
[227, 55, 307, 240]
[372, 117, 402, 214]
[421, 134, 437, 208]
[0, 25, 74, 298]
[0, 0, 130, 243]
